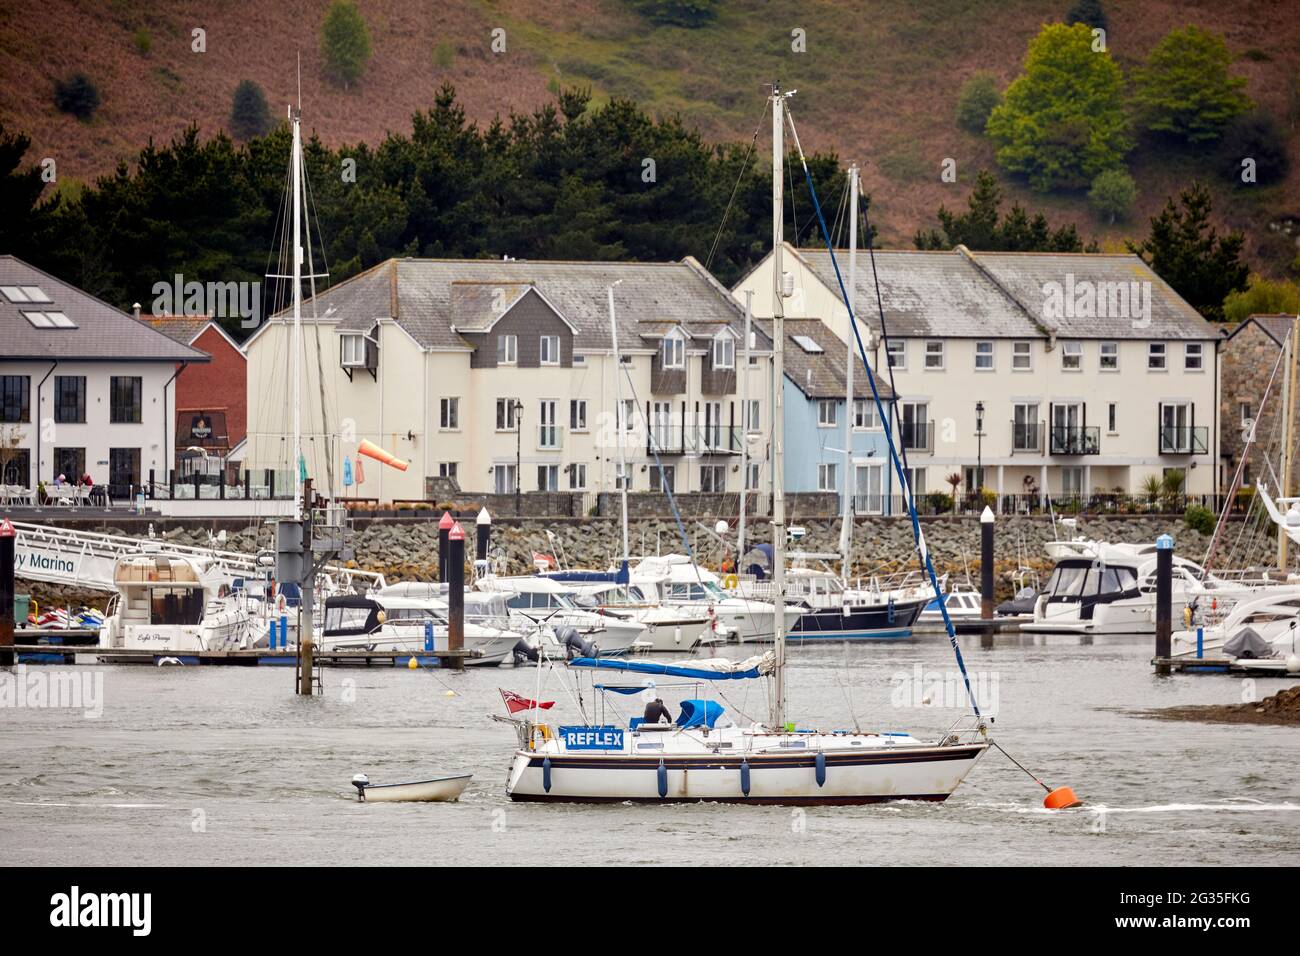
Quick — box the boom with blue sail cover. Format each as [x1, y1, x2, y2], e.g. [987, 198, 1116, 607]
[569, 655, 773, 681]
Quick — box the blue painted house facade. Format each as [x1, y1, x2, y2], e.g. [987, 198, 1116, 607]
[759, 318, 896, 514]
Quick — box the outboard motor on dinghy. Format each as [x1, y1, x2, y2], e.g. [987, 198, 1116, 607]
[351, 773, 370, 801]
[557, 625, 597, 659]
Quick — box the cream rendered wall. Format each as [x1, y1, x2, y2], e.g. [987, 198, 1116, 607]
[735, 249, 1219, 497]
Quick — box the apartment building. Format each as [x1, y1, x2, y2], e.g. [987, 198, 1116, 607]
[734, 243, 1221, 503]
[243, 257, 775, 502]
[0, 256, 209, 497]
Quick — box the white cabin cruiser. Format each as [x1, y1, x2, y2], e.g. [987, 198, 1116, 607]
[98, 553, 251, 655]
[1172, 587, 1300, 671]
[1021, 541, 1228, 635]
[568, 582, 721, 652]
[475, 575, 644, 655]
[629, 554, 799, 643]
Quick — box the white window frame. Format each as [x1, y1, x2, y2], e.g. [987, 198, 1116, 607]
[660, 332, 685, 370]
[340, 333, 366, 367]
[817, 399, 838, 428]
[974, 340, 994, 371]
[700, 463, 725, 493]
[1239, 401, 1252, 426]
[1012, 340, 1032, 371]
[540, 334, 561, 366]
[886, 339, 906, 369]
[712, 334, 735, 369]
[438, 461, 458, 480]
[1099, 341, 1119, 371]
[745, 462, 760, 491]
[853, 398, 880, 430]
[570, 399, 588, 432]
[650, 464, 676, 493]
[439, 397, 459, 431]
[497, 334, 517, 365]
[744, 398, 760, 434]
[817, 462, 838, 493]
[568, 463, 587, 490]
[1061, 341, 1082, 371]
[1148, 342, 1167, 371]
[924, 340, 945, 370]
[537, 464, 559, 491]
[1184, 342, 1204, 372]
[496, 398, 519, 431]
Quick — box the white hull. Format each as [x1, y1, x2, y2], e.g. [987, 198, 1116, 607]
[322, 625, 517, 666]
[507, 728, 988, 804]
[634, 617, 717, 652]
[357, 774, 472, 802]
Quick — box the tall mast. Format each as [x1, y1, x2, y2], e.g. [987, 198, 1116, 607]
[771, 85, 787, 730]
[1279, 319, 1300, 573]
[839, 164, 858, 582]
[608, 282, 629, 560]
[737, 290, 753, 561]
[290, 103, 303, 519]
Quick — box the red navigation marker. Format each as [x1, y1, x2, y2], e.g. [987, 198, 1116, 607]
[0, 518, 15, 538]
[449, 522, 465, 541]
[439, 511, 455, 530]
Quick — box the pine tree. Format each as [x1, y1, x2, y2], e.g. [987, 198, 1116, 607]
[230, 80, 273, 141]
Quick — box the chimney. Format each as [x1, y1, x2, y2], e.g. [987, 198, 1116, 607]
[132, 302, 141, 320]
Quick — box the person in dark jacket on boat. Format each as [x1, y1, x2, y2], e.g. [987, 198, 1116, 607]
[643, 697, 673, 725]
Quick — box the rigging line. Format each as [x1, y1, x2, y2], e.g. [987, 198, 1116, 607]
[704, 100, 768, 274]
[785, 104, 980, 719]
[1204, 337, 1287, 572]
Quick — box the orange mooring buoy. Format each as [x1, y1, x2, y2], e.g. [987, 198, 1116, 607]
[1043, 786, 1082, 810]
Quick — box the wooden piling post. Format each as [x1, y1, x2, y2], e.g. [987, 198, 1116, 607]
[0, 518, 15, 667]
[980, 505, 995, 621]
[447, 521, 465, 670]
[1154, 533, 1173, 675]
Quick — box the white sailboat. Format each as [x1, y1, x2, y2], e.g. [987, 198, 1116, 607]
[502, 85, 990, 804]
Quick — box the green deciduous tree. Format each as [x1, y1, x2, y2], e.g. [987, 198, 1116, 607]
[320, 0, 372, 89]
[230, 80, 273, 141]
[1127, 182, 1249, 323]
[955, 73, 1001, 134]
[985, 23, 1131, 191]
[1132, 26, 1252, 144]
[1223, 275, 1300, 323]
[1087, 168, 1137, 224]
[914, 169, 1095, 252]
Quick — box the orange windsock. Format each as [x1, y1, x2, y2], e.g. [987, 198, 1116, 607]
[357, 439, 409, 472]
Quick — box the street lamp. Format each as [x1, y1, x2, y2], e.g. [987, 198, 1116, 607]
[975, 400, 985, 510]
[513, 399, 524, 516]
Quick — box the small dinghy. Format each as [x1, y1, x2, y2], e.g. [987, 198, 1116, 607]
[350, 772, 472, 803]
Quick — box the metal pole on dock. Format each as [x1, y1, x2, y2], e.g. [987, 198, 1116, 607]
[1154, 532, 1173, 675]
[448, 522, 465, 669]
[438, 511, 453, 583]
[297, 479, 315, 696]
[0, 518, 15, 667]
[980, 505, 995, 621]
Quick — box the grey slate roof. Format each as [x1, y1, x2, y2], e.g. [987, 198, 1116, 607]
[792, 245, 1217, 341]
[1227, 314, 1294, 347]
[754, 317, 894, 401]
[0, 256, 209, 362]
[284, 256, 755, 351]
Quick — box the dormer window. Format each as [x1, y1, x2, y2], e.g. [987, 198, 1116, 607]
[712, 333, 735, 369]
[341, 333, 366, 367]
[661, 330, 685, 370]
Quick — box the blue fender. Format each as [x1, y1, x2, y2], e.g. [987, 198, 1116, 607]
[542, 757, 552, 793]
[815, 751, 826, 787]
[740, 759, 751, 797]
[656, 758, 668, 798]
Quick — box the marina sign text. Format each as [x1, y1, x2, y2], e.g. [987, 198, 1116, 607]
[560, 726, 625, 751]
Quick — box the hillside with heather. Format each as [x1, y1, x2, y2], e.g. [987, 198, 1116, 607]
[3, 0, 1300, 293]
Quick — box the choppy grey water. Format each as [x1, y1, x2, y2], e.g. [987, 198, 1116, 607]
[2, 634, 1297, 866]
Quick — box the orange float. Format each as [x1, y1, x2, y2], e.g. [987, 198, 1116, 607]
[1043, 786, 1082, 810]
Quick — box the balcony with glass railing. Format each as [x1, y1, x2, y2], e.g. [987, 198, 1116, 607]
[1049, 425, 1100, 455]
[1158, 425, 1208, 455]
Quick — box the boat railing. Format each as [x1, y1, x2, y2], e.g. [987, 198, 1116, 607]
[939, 713, 989, 746]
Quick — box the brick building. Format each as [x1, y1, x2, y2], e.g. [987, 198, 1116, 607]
[142, 315, 247, 479]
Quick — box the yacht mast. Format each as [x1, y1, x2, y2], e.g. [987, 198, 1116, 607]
[737, 290, 753, 561]
[608, 281, 629, 561]
[838, 164, 858, 582]
[771, 85, 788, 730]
[290, 103, 304, 519]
